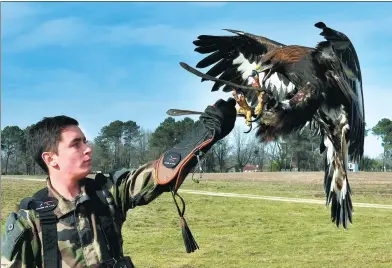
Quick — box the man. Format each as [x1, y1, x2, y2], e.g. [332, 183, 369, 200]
[1, 98, 237, 268]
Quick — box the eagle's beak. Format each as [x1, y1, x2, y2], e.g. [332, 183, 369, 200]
[256, 64, 274, 85]
[256, 64, 273, 73]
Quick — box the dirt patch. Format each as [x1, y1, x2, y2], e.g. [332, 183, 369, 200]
[186, 171, 392, 185]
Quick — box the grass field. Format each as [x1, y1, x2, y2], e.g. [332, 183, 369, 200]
[2, 172, 392, 267]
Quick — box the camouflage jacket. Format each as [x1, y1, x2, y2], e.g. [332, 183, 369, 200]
[1, 160, 166, 268]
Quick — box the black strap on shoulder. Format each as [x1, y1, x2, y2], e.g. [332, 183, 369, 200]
[21, 187, 59, 268]
[107, 168, 131, 219]
[110, 168, 130, 187]
[82, 179, 124, 261]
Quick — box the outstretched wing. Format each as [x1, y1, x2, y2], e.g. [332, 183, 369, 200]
[315, 22, 365, 161]
[193, 29, 287, 106]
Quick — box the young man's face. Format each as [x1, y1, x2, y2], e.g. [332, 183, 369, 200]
[54, 125, 92, 180]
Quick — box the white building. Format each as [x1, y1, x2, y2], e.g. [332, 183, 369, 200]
[348, 162, 359, 172]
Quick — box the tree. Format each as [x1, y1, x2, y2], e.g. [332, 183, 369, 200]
[231, 126, 256, 172]
[360, 156, 383, 171]
[265, 140, 287, 171]
[94, 120, 142, 171]
[122, 120, 141, 168]
[202, 151, 216, 173]
[93, 135, 112, 173]
[101, 120, 124, 169]
[149, 117, 198, 159]
[365, 122, 371, 137]
[252, 140, 266, 171]
[212, 138, 231, 172]
[284, 127, 324, 171]
[372, 118, 392, 171]
[22, 125, 37, 175]
[1, 126, 24, 175]
[134, 128, 152, 167]
[149, 117, 178, 158]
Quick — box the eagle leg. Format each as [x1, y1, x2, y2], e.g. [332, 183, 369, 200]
[253, 72, 265, 117]
[249, 71, 265, 123]
[251, 91, 265, 123]
[232, 89, 253, 128]
[229, 71, 269, 132]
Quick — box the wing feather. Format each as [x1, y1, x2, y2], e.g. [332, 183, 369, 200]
[196, 51, 225, 68]
[204, 58, 233, 80]
[193, 29, 285, 103]
[315, 22, 365, 161]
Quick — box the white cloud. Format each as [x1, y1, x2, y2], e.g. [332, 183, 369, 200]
[1, 2, 45, 39]
[1, 2, 38, 21]
[5, 9, 390, 58]
[5, 17, 88, 52]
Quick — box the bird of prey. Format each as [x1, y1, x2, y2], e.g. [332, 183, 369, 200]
[179, 22, 365, 229]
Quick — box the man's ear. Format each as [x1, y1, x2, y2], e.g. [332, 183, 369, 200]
[42, 152, 58, 168]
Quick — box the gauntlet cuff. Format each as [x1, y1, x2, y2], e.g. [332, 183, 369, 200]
[155, 125, 215, 191]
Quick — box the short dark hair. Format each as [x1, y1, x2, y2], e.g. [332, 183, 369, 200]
[28, 115, 79, 173]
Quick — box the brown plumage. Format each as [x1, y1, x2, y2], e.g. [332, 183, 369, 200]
[265, 46, 311, 63]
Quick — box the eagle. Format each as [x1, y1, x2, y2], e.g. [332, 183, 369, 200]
[178, 22, 365, 229]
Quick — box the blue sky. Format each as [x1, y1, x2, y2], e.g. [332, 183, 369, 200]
[2, 2, 392, 158]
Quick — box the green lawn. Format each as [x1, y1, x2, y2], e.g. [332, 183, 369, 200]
[2, 175, 392, 267]
[181, 179, 392, 205]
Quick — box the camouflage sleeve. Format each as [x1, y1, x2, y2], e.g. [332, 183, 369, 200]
[1, 210, 40, 268]
[101, 160, 168, 219]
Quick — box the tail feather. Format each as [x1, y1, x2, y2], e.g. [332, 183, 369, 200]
[324, 136, 353, 229]
[328, 168, 353, 229]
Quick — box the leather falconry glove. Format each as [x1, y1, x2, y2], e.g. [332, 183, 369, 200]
[154, 98, 236, 253]
[155, 97, 237, 191]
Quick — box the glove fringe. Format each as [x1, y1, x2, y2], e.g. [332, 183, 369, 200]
[171, 189, 199, 253]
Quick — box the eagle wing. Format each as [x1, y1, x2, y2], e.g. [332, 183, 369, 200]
[193, 29, 292, 106]
[315, 22, 365, 161]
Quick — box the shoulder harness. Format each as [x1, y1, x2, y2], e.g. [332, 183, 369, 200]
[19, 175, 135, 268]
[20, 188, 59, 268]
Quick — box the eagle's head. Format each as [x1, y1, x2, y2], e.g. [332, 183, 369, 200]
[256, 46, 309, 85]
[256, 51, 282, 85]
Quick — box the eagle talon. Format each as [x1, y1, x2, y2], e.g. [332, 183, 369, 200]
[250, 112, 262, 123]
[244, 124, 253, 133]
[252, 91, 265, 123]
[232, 89, 253, 127]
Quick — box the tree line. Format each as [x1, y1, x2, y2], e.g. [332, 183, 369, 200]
[2, 117, 392, 175]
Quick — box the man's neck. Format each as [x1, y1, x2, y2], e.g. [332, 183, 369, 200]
[49, 174, 81, 201]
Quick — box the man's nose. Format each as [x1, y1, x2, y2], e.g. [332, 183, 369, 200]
[85, 144, 93, 154]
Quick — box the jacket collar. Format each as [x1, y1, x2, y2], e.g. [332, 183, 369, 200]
[46, 177, 91, 218]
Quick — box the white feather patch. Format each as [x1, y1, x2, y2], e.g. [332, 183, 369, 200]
[232, 52, 258, 80]
[320, 104, 348, 126]
[250, 72, 296, 102]
[232, 56, 297, 102]
[324, 136, 334, 165]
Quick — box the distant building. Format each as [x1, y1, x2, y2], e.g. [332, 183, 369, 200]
[348, 162, 359, 172]
[243, 165, 260, 172]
